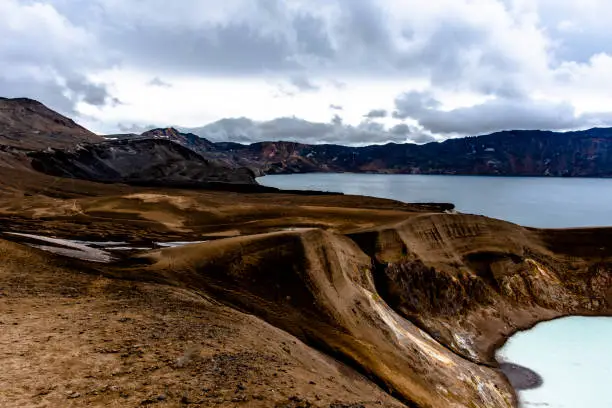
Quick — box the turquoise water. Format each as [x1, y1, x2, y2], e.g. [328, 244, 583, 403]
[497, 317, 612, 408]
[259, 174, 612, 407]
[258, 173, 612, 228]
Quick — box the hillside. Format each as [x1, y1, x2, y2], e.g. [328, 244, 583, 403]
[0, 98, 257, 187]
[137, 124, 612, 177]
[0, 97, 103, 149]
[0, 174, 609, 407]
[29, 138, 257, 186]
[208, 128, 612, 177]
[0, 99, 610, 407]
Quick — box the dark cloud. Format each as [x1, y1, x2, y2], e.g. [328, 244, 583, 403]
[0, 75, 118, 115]
[43, 0, 412, 78]
[117, 123, 159, 134]
[288, 75, 319, 92]
[389, 124, 436, 144]
[331, 114, 343, 126]
[0, 76, 76, 114]
[182, 116, 430, 145]
[66, 76, 120, 106]
[148, 77, 172, 88]
[392, 91, 441, 119]
[393, 91, 612, 135]
[5, 0, 612, 142]
[0, 0, 119, 116]
[363, 109, 388, 118]
[50, 0, 338, 77]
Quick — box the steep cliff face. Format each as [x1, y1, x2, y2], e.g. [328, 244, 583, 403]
[143, 229, 517, 408]
[0, 97, 103, 149]
[29, 138, 257, 186]
[348, 214, 612, 365]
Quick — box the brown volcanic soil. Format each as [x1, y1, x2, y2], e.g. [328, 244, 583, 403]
[0, 171, 610, 407]
[0, 239, 403, 408]
[0, 97, 103, 149]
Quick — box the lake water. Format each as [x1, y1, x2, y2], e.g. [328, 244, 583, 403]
[497, 317, 612, 408]
[259, 173, 612, 407]
[258, 173, 612, 228]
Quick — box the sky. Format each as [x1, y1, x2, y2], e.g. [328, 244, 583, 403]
[4, 0, 612, 145]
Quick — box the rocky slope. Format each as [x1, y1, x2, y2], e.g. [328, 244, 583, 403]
[4, 95, 612, 179]
[349, 214, 612, 364]
[130, 126, 612, 177]
[0, 99, 256, 188]
[29, 138, 257, 186]
[217, 128, 612, 177]
[0, 176, 610, 407]
[0, 97, 103, 149]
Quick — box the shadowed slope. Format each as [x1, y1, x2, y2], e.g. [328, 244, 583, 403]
[29, 138, 257, 186]
[138, 229, 516, 408]
[0, 238, 407, 408]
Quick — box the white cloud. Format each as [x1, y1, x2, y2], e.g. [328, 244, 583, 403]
[0, 0, 114, 112]
[3, 0, 612, 143]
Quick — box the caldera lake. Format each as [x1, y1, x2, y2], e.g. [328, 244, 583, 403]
[259, 173, 612, 407]
[259, 173, 612, 228]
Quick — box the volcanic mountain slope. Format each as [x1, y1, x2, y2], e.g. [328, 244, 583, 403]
[5, 95, 612, 178]
[0, 175, 610, 407]
[215, 128, 612, 177]
[0, 97, 103, 149]
[28, 138, 257, 186]
[348, 214, 612, 364]
[123, 125, 612, 177]
[141, 128, 217, 152]
[0, 99, 255, 187]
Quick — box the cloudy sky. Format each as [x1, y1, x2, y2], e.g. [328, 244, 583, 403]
[5, 0, 612, 144]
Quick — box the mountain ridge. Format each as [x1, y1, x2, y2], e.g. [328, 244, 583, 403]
[0, 97, 103, 149]
[124, 125, 612, 177]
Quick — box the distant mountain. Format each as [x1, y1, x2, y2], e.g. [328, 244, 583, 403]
[5, 95, 612, 179]
[138, 126, 612, 178]
[0, 97, 103, 149]
[141, 127, 217, 151]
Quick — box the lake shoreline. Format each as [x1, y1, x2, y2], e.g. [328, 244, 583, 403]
[258, 173, 612, 228]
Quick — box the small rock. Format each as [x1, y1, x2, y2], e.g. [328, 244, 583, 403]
[67, 392, 81, 399]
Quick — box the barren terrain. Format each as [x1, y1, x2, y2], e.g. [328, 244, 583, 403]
[1, 98, 611, 407]
[1, 166, 610, 407]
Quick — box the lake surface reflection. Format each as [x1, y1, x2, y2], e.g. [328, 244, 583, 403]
[259, 173, 612, 228]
